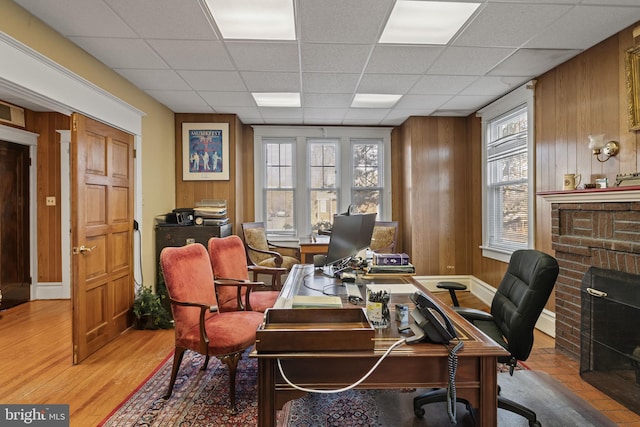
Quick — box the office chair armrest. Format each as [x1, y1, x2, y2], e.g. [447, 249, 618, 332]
[454, 307, 494, 322]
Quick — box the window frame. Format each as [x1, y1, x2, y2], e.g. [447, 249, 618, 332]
[253, 126, 392, 240]
[477, 82, 535, 263]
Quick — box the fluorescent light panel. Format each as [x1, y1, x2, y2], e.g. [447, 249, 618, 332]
[205, 0, 295, 40]
[351, 94, 402, 108]
[380, 1, 480, 45]
[253, 92, 301, 107]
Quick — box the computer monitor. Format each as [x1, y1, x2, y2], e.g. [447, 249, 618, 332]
[322, 213, 376, 267]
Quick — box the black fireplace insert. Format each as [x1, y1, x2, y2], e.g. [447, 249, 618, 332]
[580, 266, 640, 415]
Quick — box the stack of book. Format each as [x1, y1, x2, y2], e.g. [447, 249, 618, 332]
[366, 253, 415, 275]
[194, 199, 229, 226]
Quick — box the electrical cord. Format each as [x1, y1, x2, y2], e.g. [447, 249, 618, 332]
[446, 339, 465, 424]
[277, 337, 407, 394]
[133, 224, 143, 289]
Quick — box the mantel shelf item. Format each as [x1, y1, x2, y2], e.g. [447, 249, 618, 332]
[537, 186, 640, 203]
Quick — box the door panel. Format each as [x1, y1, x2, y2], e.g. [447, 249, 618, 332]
[71, 114, 134, 363]
[0, 140, 30, 309]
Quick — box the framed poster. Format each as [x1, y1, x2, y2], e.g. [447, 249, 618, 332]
[182, 122, 229, 180]
[626, 44, 640, 131]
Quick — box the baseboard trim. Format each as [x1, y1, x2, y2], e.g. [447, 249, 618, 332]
[34, 282, 70, 300]
[413, 275, 556, 338]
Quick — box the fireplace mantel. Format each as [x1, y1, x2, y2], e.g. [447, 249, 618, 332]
[538, 186, 640, 203]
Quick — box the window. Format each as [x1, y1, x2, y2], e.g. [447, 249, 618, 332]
[253, 127, 391, 239]
[478, 83, 535, 262]
[351, 139, 382, 215]
[263, 138, 295, 233]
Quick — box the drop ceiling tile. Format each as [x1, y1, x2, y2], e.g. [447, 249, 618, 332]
[178, 70, 246, 91]
[15, 0, 137, 37]
[489, 48, 581, 77]
[299, 0, 392, 43]
[146, 89, 211, 111]
[366, 45, 443, 74]
[114, 69, 191, 90]
[460, 76, 529, 96]
[454, 3, 573, 48]
[385, 108, 437, 122]
[395, 94, 452, 109]
[259, 108, 304, 120]
[357, 74, 420, 94]
[439, 94, 496, 111]
[409, 75, 478, 95]
[344, 108, 390, 120]
[301, 44, 372, 73]
[226, 42, 299, 72]
[240, 72, 300, 92]
[304, 94, 352, 109]
[147, 40, 234, 70]
[105, 0, 218, 40]
[427, 46, 516, 76]
[199, 91, 256, 107]
[304, 108, 349, 120]
[302, 73, 361, 94]
[525, 5, 640, 50]
[69, 37, 168, 69]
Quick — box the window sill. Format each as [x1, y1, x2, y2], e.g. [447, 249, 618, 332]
[480, 246, 511, 263]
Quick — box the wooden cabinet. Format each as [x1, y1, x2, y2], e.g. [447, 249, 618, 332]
[155, 224, 232, 286]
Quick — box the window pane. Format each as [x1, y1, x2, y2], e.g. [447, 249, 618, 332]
[266, 190, 295, 232]
[352, 143, 379, 187]
[488, 183, 528, 247]
[352, 189, 380, 216]
[265, 142, 293, 188]
[310, 190, 337, 232]
[309, 142, 336, 189]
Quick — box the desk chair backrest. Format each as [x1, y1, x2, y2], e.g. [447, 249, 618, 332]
[160, 243, 218, 337]
[208, 235, 250, 308]
[491, 249, 559, 361]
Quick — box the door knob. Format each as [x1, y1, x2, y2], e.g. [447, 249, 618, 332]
[73, 245, 97, 255]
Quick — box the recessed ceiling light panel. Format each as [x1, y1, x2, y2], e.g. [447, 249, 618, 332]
[352, 94, 402, 108]
[380, 1, 480, 45]
[252, 92, 301, 107]
[205, 0, 296, 40]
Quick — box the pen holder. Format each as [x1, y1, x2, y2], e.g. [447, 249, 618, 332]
[366, 288, 390, 329]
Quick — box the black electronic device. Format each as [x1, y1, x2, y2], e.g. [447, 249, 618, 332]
[407, 290, 457, 344]
[323, 212, 376, 267]
[165, 208, 194, 225]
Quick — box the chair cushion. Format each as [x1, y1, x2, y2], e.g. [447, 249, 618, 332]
[222, 290, 279, 312]
[244, 227, 271, 264]
[175, 310, 263, 355]
[370, 225, 396, 252]
[258, 255, 299, 270]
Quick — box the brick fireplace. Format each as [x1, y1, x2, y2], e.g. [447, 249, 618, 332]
[543, 188, 640, 360]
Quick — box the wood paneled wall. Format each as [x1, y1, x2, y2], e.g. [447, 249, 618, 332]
[395, 116, 472, 276]
[535, 24, 640, 254]
[174, 113, 244, 233]
[25, 111, 70, 283]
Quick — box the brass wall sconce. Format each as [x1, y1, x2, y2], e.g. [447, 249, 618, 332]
[588, 134, 619, 163]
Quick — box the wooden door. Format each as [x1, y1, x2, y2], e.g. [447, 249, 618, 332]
[71, 114, 134, 364]
[0, 140, 30, 309]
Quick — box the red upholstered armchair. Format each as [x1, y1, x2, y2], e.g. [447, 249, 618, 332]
[208, 235, 285, 312]
[159, 243, 263, 414]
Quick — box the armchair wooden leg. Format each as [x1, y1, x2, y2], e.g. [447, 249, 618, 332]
[164, 347, 187, 399]
[219, 351, 243, 414]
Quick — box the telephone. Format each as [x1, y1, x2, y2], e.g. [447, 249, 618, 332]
[406, 291, 457, 344]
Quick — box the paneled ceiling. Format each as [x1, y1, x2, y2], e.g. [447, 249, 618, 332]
[9, 0, 640, 126]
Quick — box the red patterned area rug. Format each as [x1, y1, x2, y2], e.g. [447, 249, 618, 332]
[99, 350, 614, 427]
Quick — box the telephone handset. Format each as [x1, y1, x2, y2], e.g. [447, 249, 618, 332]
[407, 291, 457, 344]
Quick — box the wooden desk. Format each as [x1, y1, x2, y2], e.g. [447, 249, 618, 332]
[252, 265, 508, 426]
[298, 235, 329, 263]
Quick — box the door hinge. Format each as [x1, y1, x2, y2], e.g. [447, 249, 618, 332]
[133, 148, 137, 158]
[72, 115, 77, 131]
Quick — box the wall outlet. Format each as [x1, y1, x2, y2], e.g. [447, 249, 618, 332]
[46, 196, 56, 206]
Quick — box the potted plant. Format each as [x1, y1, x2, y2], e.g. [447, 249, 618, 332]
[132, 285, 173, 330]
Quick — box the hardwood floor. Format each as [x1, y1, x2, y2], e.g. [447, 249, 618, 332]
[1, 294, 639, 426]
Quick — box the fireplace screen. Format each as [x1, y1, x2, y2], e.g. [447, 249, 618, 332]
[580, 267, 640, 415]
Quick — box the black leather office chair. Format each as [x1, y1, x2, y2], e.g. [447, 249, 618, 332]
[414, 249, 559, 427]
